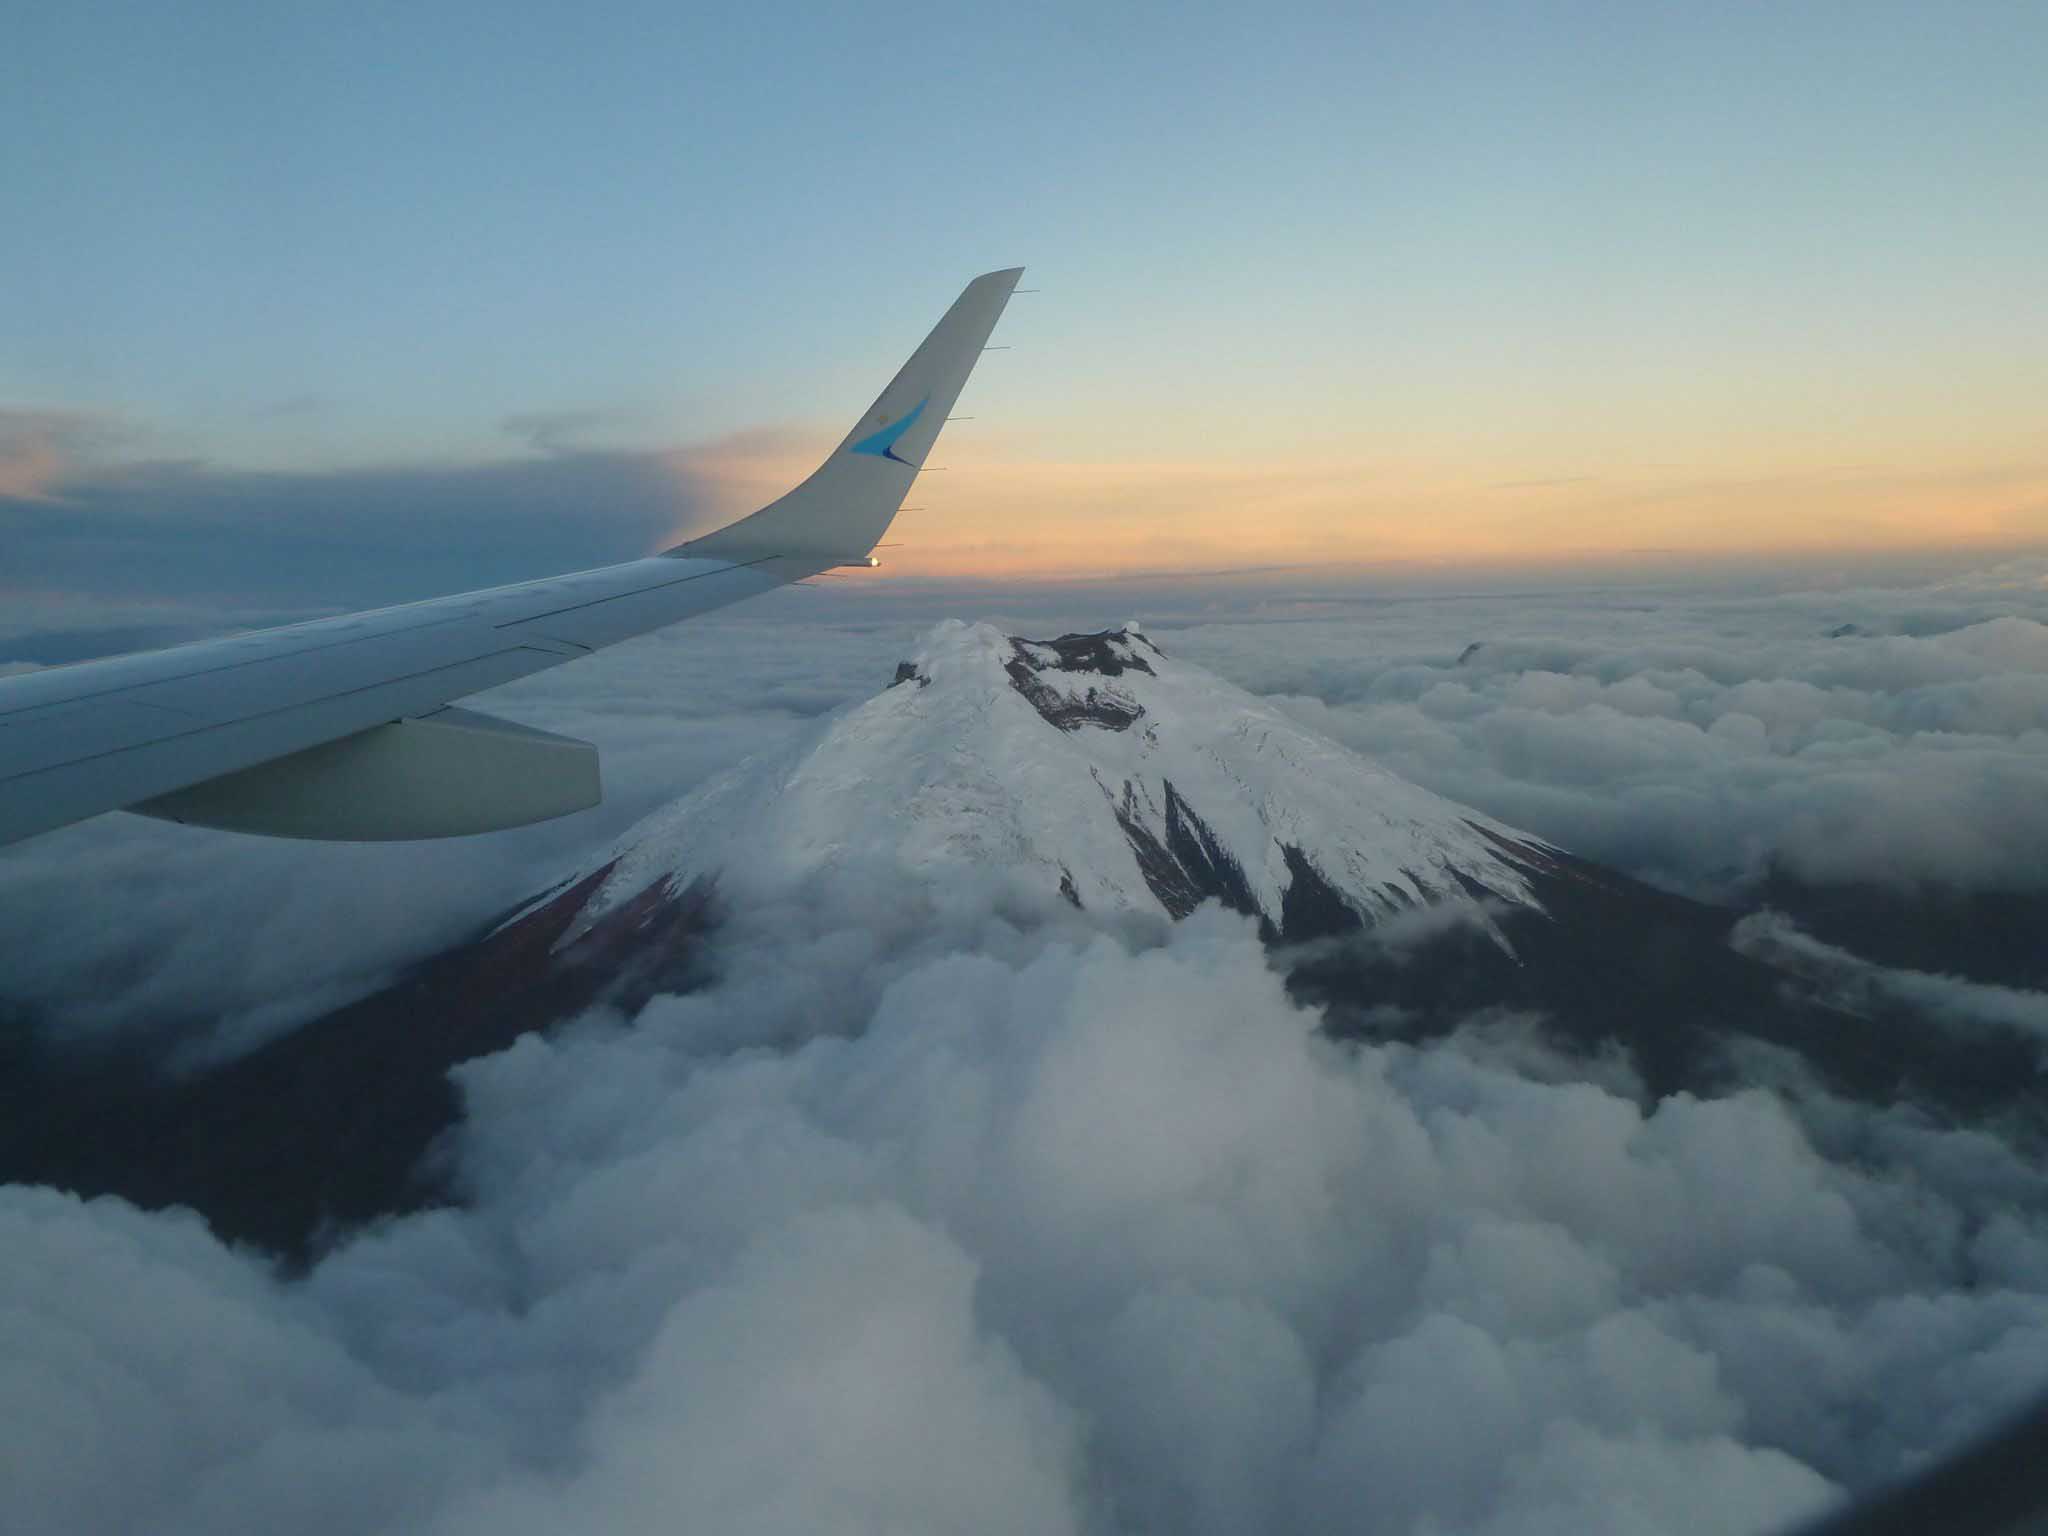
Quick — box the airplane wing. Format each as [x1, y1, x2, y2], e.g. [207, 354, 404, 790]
[0, 267, 1024, 848]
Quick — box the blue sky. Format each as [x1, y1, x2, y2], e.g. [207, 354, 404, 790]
[6, 0, 2046, 589]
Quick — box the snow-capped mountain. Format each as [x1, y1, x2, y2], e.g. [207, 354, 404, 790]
[546, 621, 1563, 948]
[12, 623, 2039, 1261]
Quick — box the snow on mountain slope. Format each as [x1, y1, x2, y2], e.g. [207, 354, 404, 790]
[555, 622, 1561, 946]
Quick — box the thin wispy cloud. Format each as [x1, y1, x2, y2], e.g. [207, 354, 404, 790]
[500, 408, 630, 456]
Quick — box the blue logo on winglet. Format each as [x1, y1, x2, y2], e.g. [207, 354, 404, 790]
[850, 396, 929, 466]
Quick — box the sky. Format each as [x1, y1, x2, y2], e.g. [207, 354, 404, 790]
[6, 0, 2048, 599]
[8, 8, 2048, 1530]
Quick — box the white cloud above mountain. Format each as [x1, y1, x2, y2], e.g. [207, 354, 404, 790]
[1169, 558, 2048, 895]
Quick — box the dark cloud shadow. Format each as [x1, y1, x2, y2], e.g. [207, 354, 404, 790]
[1, 445, 716, 610]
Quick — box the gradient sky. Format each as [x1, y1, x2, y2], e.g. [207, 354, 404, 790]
[6, 0, 2046, 589]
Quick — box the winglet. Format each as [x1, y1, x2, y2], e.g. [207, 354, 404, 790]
[668, 267, 1023, 573]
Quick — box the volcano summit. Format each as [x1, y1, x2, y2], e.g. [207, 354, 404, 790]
[544, 620, 1561, 951]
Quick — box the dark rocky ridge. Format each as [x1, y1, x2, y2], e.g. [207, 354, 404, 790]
[1003, 633, 1149, 732]
[1012, 629, 1160, 677]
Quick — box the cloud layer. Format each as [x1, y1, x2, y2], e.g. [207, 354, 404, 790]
[6, 560, 2047, 1534]
[1170, 558, 2048, 896]
[7, 889, 2047, 1535]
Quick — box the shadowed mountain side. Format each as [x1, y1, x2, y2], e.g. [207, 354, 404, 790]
[10, 833, 2037, 1267]
[1750, 869, 2048, 992]
[1284, 835, 2045, 1124]
[0, 865, 714, 1263]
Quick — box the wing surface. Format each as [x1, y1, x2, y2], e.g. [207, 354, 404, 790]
[0, 267, 1022, 847]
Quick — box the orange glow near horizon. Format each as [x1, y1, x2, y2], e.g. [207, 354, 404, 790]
[0, 418, 73, 502]
[662, 427, 2048, 583]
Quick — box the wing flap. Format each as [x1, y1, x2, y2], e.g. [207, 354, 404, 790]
[135, 706, 601, 840]
[0, 646, 557, 848]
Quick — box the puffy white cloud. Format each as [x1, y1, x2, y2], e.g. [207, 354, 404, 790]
[6, 893, 2045, 1535]
[0, 1190, 504, 1536]
[426, 1208, 1082, 1536]
[1169, 565, 2048, 894]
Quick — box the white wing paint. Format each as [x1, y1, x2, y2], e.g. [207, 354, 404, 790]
[0, 267, 1024, 848]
